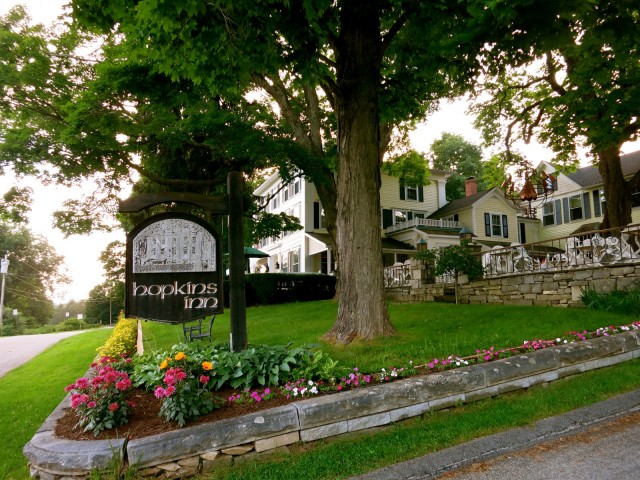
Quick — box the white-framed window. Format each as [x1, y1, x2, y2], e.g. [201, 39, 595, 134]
[491, 214, 503, 236]
[270, 188, 280, 209]
[394, 210, 408, 224]
[484, 212, 508, 238]
[290, 249, 300, 272]
[405, 184, 418, 201]
[280, 248, 301, 273]
[569, 194, 583, 221]
[543, 202, 555, 226]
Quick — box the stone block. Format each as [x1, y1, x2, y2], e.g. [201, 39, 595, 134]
[296, 374, 462, 430]
[177, 456, 200, 468]
[300, 421, 349, 442]
[477, 349, 559, 387]
[504, 298, 533, 306]
[573, 270, 593, 280]
[348, 411, 391, 432]
[620, 331, 640, 352]
[557, 336, 625, 366]
[254, 432, 300, 453]
[200, 451, 219, 462]
[388, 401, 431, 423]
[581, 352, 633, 372]
[221, 444, 254, 456]
[429, 393, 465, 410]
[23, 431, 126, 475]
[464, 385, 499, 403]
[156, 462, 180, 472]
[127, 404, 298, 467]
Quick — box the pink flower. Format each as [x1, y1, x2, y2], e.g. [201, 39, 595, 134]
[116, 378, 131, 390]
[165, 385, 176, 397]
[199, 375, 210, 384]
[75, 378, 89, 389]
[337, 385, 343, 391]
[87, 401, 97, 408]
[109, 402, 119, 412]
[154, 386, 166, 399]
[264, 388, 271, 395]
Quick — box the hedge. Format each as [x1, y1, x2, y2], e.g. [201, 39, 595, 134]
[223, 273, 336, 307]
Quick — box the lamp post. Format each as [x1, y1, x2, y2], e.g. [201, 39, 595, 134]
[0, 253, 9, 336]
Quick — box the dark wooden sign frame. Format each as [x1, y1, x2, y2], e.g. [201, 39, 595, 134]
[125, 212, 223, 324]
[119, 172, 247, 351]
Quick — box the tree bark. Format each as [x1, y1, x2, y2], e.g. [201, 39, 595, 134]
[598, 146, 632, 230]
[323, 0, 395, 344]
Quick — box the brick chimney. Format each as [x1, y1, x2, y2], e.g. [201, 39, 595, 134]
[464, 176, 478, 197]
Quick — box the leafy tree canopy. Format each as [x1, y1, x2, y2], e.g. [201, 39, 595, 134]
[0, 222, 68, 323]
[428, 132, 484, 200]
[468, 0, 640, 228]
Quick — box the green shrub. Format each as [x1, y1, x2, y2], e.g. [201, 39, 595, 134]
[580, 285, 640, 316]
[224, 273, 336, 306]
[96, 316, 138, 358]
[131, 341, 341, 393]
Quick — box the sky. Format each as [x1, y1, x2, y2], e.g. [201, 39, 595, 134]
[1, 1, 638, 304]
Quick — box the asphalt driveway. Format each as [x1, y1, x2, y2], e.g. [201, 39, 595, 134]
[0, 330, 89, 378]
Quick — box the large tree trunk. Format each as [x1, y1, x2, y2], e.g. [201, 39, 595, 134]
[598, 146, 632, 230]
[323, 0, 395, 344]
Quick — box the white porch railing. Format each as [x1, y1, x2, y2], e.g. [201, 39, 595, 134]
[480, 224, 640, 277]
[385, 217, 462, 234]
[383, 223, 640, 288]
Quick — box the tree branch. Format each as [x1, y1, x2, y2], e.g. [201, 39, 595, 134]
[251, 73, 313, 151]
[545, 53, 567, 96]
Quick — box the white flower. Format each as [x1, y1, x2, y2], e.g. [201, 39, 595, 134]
[308, 380, 314, 386]
[293, 388, 298, 396]
[310, 386, 318, 394]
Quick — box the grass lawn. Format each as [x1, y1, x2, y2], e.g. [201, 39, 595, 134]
[142, 300, 635, 371]
[3, 301, 639, 479]
[0, 329, 112, 480]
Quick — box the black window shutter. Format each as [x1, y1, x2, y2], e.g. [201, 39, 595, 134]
[484, 212, 491, 236]
[418, 185, 424, 202]
[382, 209, 393, 229]
[583, 192, 591, 219]
[399, 178, 405, 200]
[408, 211, 414, 221]
[454, 213, 459, 221]
[593, 190, 601, 217]
[562, 197, 570, 223]
[313, 202, 320, 229]
[555, 199, 563, 225]
[502, 215, 509, 238]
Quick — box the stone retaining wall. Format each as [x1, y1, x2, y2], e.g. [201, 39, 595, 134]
[403, 261, 640, 307]
[24, 331, 640, 479]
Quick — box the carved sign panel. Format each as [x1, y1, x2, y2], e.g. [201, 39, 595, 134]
[125, 213, 223, 324]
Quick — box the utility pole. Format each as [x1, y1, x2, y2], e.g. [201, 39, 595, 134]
[0, 252, 9, 336]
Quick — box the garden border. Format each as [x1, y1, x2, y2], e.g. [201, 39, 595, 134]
[24, 331, 640, 479]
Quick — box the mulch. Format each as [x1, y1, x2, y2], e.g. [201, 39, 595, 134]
[54, 388, 329, 441]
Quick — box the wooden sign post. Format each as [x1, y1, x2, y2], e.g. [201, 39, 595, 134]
[119, 172, 247, 351]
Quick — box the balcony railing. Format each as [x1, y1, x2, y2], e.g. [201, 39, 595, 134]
[385, 217, 462, 234]
[383, 223, 640, 289]
[480, 223, 640, 277]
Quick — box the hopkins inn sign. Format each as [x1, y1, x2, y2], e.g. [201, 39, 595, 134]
[125, 212, 224, 324]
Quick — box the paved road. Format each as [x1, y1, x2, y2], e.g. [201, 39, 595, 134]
[351, 389, 640, 480]
[0, 331, 88, 378]
[439, 411, 640, 480]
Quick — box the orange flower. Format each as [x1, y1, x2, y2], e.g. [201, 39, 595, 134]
[160, 358, 169, 370]
[175, 352, 186, 361]
[202, 361, 213, 371]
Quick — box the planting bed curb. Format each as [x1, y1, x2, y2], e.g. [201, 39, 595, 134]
[24, 331, 640, 479]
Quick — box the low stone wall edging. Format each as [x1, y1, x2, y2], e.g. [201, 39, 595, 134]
[24, 330, 640, 479]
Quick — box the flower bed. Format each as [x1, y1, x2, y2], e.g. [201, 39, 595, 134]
[25, 321, 640, 479]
